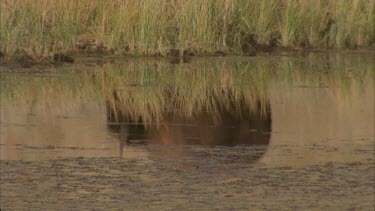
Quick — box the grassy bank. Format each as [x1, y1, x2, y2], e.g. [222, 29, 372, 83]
[1, 0, 374, 61]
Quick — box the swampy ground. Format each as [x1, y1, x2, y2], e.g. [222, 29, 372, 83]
[0, 53, 374, 210]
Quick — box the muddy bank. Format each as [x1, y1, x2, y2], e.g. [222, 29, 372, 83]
[1, 49, 373, 70]
[1, 155, 374, 210]
[1, 34, 373, 68]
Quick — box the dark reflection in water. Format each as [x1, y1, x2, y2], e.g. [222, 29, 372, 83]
[107, 89, 272, 160]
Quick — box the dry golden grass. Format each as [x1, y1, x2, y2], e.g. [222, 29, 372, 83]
[0, 0, 374, 60]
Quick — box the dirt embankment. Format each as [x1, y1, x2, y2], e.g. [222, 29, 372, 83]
[1, 33, 373, 68]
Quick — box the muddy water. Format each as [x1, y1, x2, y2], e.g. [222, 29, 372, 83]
[1, 54, 374, 210]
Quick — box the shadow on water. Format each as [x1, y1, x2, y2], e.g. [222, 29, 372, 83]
[107, 88, 272, 161]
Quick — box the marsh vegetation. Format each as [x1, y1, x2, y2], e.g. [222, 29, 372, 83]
[1, 0, 374, 62]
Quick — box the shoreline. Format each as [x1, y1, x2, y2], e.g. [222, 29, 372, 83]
[0, 48, 374, 70]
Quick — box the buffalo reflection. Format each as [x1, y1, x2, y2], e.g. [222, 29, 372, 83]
[107, 89, 272, 161]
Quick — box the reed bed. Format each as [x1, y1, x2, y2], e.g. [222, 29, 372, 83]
[1, 0, 374, 60]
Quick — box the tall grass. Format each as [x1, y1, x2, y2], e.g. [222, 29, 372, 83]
[1, 0, 374, 59]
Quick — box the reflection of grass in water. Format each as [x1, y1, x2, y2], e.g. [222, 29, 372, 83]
[102, 60, 272, 123]
[1, 55, 373, 122]
[277, 53, 374, 97]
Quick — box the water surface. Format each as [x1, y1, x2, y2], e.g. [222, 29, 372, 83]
[1, 53, 374, 210]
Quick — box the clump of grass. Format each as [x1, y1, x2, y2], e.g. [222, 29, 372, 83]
[0, 0, 374, 60]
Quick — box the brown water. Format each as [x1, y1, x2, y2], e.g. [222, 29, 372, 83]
[1, 53, 374, 210]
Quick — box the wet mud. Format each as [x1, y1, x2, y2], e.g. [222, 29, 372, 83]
[1, 153, 374, 210]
